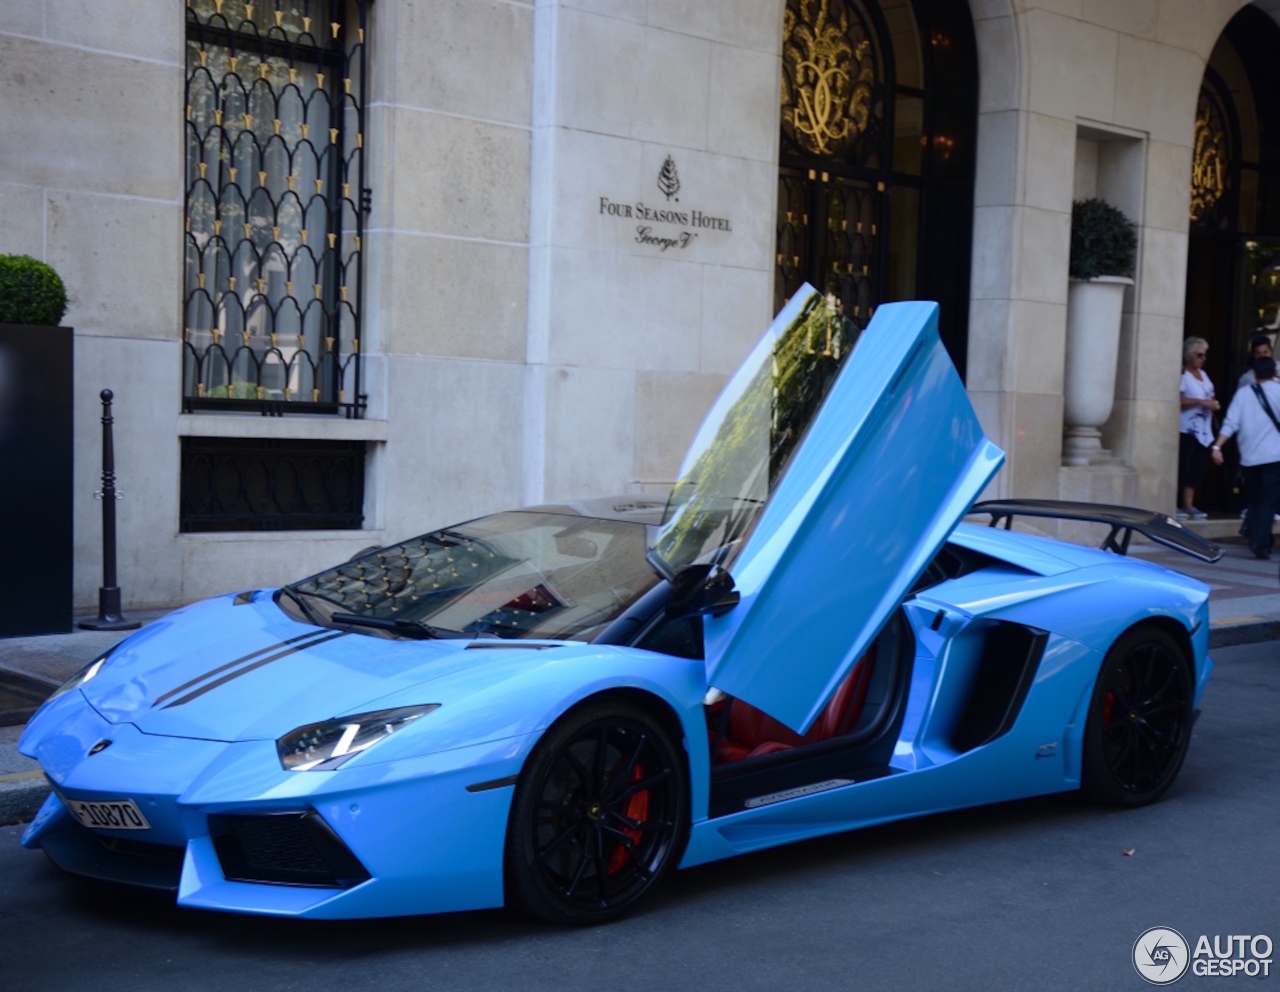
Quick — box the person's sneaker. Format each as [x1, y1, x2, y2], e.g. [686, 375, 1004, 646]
[1190, 507, 1208, 519]
[1175, 509, 1189, 520]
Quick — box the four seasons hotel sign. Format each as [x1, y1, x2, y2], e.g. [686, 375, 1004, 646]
[597, 155, 735, 252]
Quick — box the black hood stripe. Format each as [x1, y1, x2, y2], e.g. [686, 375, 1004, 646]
[153, 629, 334, 707]
[161, 630, 348, 709]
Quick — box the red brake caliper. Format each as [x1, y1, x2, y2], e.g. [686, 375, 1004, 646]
[608, 762, 648, 874]
[1102, 691, 1115, 726]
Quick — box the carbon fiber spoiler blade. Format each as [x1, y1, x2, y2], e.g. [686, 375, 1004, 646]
[971, 499, 1223, 563]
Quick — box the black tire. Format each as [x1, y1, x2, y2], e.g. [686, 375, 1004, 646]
[1081, 626, 1194, 806]
[505, 698, 688, 925]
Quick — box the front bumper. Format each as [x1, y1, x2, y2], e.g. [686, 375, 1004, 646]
[21, 697, 534, 918]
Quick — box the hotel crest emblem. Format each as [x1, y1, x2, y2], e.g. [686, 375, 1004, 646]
[657, 155, 681, 201]
[782, 0, 875, 156]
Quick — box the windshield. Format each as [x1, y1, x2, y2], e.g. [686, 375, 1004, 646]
[288, 511, 659, 641]
[651, 286, 859, 576]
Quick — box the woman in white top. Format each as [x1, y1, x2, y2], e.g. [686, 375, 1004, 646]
[1178, 336, 1220, 519]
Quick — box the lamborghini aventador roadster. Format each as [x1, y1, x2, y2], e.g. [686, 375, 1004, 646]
[19, 286, 1220, 924]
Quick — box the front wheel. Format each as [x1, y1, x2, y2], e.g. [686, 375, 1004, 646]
[505, 698, 688, 925]
[1081, 626, 1194, 806]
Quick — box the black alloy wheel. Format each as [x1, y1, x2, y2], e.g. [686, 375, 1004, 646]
[1082, 626, 1194, 806]
[505, 698, 688, 925]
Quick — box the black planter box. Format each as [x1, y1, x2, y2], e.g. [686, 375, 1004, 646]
[0, 324, 73, 636]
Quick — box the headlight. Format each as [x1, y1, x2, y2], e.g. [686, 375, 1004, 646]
[277, 705, 440, 771]
[44, 650, 114, 705]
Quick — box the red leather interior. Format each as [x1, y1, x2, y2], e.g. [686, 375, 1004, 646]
[711, 646, 876, 764]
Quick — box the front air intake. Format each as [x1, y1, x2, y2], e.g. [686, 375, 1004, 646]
[209, 811, 370, 889]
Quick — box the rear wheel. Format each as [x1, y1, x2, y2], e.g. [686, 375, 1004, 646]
[1082, 626, 1194, 806]
[505, 699, 688, 925]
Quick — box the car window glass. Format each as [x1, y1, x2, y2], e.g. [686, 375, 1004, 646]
[291, 512, 659, 640]
[651, 287, 859, 576]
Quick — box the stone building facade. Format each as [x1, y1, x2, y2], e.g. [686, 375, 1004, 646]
[1, 0, 1276, 609]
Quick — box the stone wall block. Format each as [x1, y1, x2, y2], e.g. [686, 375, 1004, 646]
[560, 0, 648, 24]
[1114, 35, 1204, 146]
[0, 182, 45, 256]
[648, 0, 784, 52]
[1129, 312, 1185, 402]
[1008, 390, 1066, 499]
[382, 356, 526, 538]
[47, 0, 184, 62]
[970, 205, 1017, 302]
[1155, 0, 1239, 56]
[541, 365, 637, 500]
[387, 234, 528, 361]
[393, 0, 534, 125]
[634, 370, 727, 482]
[3, 2, 44, 37]
[627, 29, 712, 148]
[975, 12, 1019, 113]
[966, 298, 1011, 392]
[700, 264, 772, 375]
[1144, 141, 1193, 235]
[1013, 206, 1071, 305]
[1011, 298, 1067, 396]
[1082, 0, 1158, 40]
[556, 10, 657, 138]
[974, 110, 1020, 207]
[1024, 113, 1076, 213]
[47, 191, 182, 340]
[1137, 227, 1188, 320]
[0, 37, 182, 200]
[1023, 11, 1116, 122]
[389, 109, 530, 242]
[546, 246, 701, 372]
[707, 42, 781, 161]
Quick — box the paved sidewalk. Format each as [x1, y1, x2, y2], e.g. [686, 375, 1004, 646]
[2, 537, 1276, 826]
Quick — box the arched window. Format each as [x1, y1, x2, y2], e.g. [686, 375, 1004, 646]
[776, 0, 977, 374]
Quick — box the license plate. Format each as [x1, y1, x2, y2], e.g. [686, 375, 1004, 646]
[66, 797, 151, 831]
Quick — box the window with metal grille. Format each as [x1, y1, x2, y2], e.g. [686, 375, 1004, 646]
[183, 0, 369, 416]
[180, 437, 366, 532]
[776, 0, 977, 377]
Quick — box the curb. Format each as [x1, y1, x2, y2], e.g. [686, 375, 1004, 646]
[0, 771, 48, 828]
[1209, 619, 1280, 649]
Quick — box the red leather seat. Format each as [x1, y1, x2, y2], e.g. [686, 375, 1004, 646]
[712, 646, 876, 764]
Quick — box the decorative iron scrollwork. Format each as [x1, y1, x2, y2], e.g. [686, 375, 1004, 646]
[1191, 86, 1230, 223]
[180, 437, 365, 532]
[781, 0, 878, 157]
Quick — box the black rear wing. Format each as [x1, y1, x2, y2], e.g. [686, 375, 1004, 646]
[971, 499, 1223, 564]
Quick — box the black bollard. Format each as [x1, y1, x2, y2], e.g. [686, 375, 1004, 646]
[80, 389, 141, 631]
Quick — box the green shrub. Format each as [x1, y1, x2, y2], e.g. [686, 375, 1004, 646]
[0, 254, 68, 325]
[1069, 199, 1138, 280]
[207, 381, 261, 399]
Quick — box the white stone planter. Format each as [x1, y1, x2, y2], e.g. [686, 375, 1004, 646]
[1062, 275, 1133, 466]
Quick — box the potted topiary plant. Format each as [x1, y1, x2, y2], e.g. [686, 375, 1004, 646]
[0, 253, 68, 326]
[1062, 199, 1139, 467]
[0, 253, 74, 636]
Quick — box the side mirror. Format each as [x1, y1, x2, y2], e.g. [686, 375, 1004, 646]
[665, 563, 740, 619]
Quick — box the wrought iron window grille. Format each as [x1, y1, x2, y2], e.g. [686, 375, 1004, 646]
[183, 0, 370, 419]
[180, 437, 366, 532]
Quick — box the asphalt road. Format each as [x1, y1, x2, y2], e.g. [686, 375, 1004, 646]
[1, 640, 1276, 992]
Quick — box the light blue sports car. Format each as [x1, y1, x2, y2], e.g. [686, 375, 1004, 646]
[19, 287, 1220, 924]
